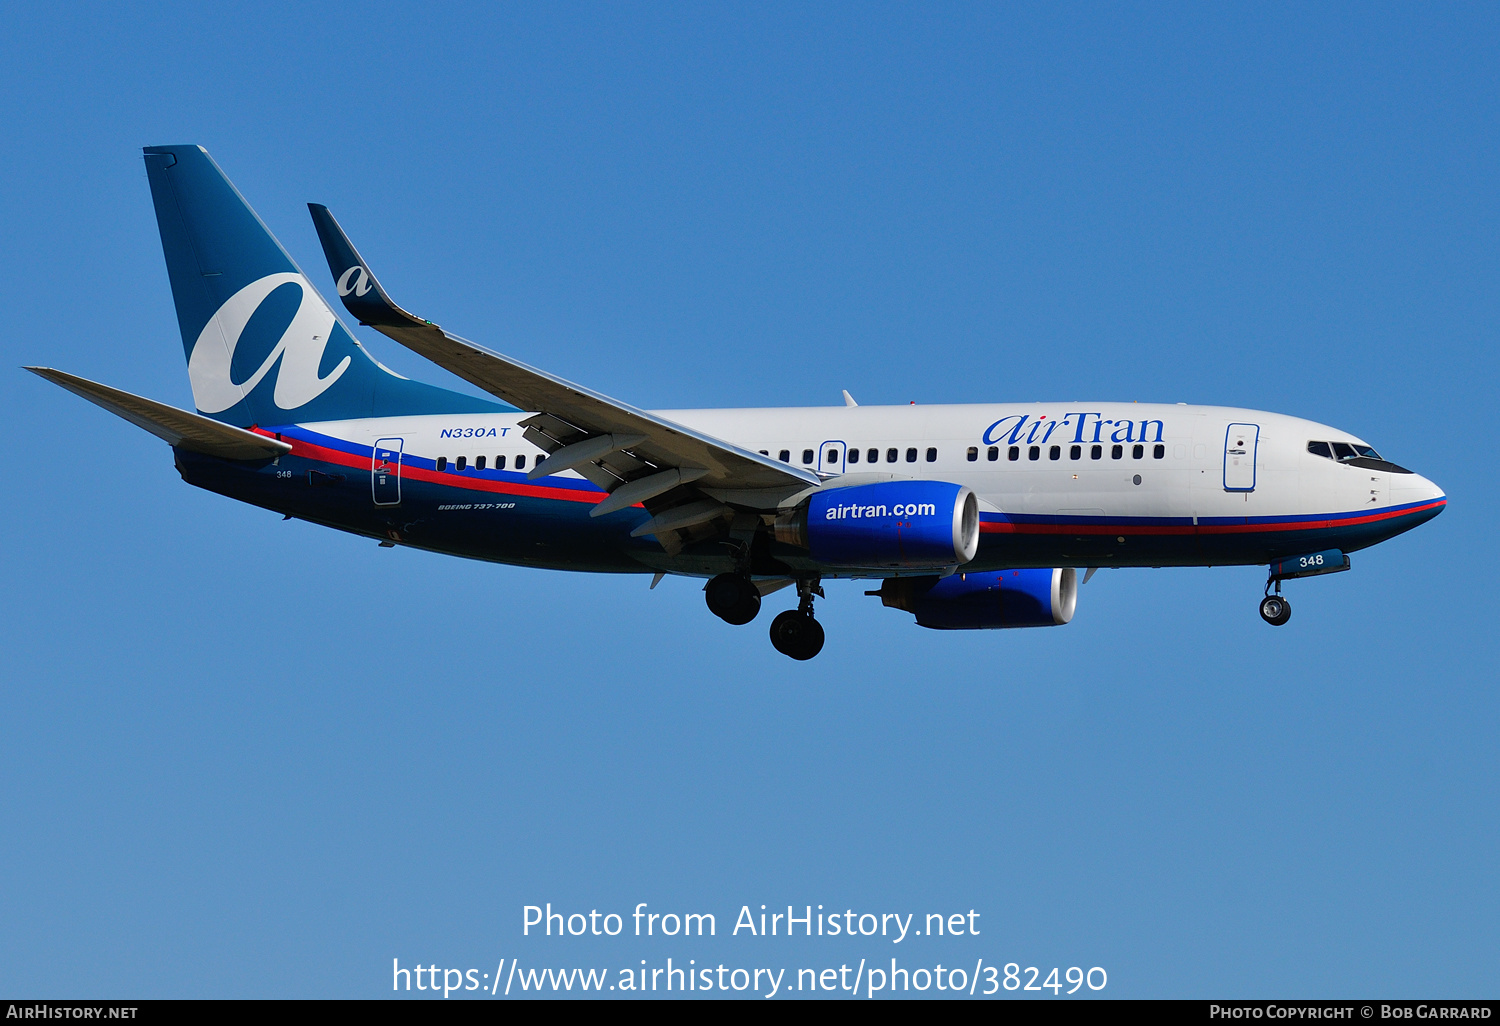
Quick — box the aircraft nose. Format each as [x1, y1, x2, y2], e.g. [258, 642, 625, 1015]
[1392, 471, 1446, 512]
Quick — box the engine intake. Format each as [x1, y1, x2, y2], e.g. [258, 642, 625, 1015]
[776, 481, 979, 569]
[878, 568, 1077, 629]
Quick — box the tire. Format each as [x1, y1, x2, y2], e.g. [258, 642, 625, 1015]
[705, 574, 761, 625]
[769, 610, 825, 660]
[1259, 595, 1292, 626]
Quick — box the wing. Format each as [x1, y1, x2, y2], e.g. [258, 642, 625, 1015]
[307, 205, 820, 539]
[26, 367, 291, 460]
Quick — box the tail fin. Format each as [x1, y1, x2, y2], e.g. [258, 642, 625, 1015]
[143, 145, 500, 425]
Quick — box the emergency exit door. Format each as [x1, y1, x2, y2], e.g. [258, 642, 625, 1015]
[372, 438, 403, 505]
[818, 440, 847, 474]
[1223, 423, 1259, 492]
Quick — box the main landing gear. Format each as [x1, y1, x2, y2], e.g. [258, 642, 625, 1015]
[703, 573, 826, 659]
[769, 579, 825, 661]
[705, 573, 761, 625]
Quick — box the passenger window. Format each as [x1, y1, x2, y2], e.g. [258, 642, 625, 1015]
[1111, 444, 1123, 460]
[1091, 444, 1102, 460]
[905, 447, 918, 463]
[803, 449, 815, 464]
[476, 455, 486, 470]
[456, 456, 467, 470]
[966, 446, 978, 462]
[987, 446, 999, 461]
[826, 448, 839, 464]
[1070, 445, 1081, 460]
[1332, 443, 1357, 461]
[1132, 444, 1143, 459]
[437, 457, 447, 471]
[887, 448, 898, 463]
[516, 454, 526, 470]
[1307, 441, 1333, 459]
[496, 455, 506, 469]
[779, 449, 790, 462]
[759, 449, 769, 456]
[926, 447, 937, 462]
[1008, 446, 1020, 461]
[848, 448, 860, 464]
[1153, 444, 1165, 459]
[867, 448, 878, 463]
[1028, 446, 1040, 461]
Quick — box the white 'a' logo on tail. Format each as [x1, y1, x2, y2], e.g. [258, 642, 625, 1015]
[188, 273, 352, 414]
[336, 265, 373, 297]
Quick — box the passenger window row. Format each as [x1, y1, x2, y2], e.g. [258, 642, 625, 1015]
[442, 437, 1170, 475]
[981, 443, 1165, 462]
[766, 447, 940, 464]
[755, 440, 1177, 467]
[436, 454, 528, 472]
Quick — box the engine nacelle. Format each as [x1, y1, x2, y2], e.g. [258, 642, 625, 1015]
[778, 481, 979, 569]
[878, 568, 1077, 629]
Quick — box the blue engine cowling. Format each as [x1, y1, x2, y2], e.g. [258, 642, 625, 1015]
[877, 568, 1077, 629]
[787, 481, 980, 569]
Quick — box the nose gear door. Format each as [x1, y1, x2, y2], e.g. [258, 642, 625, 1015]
[1223, 423, 1259, 492]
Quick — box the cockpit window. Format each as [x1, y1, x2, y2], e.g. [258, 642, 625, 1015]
[1310, 440, 1385, 462]
[1307, 439, 1412, 474]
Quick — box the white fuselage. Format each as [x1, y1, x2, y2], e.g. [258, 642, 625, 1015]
[257, 400, 1443, 579]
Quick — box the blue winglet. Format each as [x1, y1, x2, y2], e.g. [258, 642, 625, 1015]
[307, 204, 426, 331]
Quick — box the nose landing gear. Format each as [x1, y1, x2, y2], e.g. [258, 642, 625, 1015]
[1258, 549, 1351, 626]
[770, 579, 825, 660]
[1259, 591, 1292, 626]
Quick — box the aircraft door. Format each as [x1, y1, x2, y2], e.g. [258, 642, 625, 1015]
[1223, 423, 1259, 492]
[818, 440, 846, 474]
[373, 438, 403, 505]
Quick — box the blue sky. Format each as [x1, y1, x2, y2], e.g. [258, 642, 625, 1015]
[1, 2, 1496, 998]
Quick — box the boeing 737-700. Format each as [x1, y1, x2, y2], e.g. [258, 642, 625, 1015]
[27, 146, 1447, 659]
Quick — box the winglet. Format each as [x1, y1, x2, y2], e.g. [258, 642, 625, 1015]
[307, 203, 431, 331]
[842, 389, 858, 407]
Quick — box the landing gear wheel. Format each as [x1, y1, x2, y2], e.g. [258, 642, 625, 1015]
[705, 573, 761, 625]
[1259, 594, 1292, 626]
[769, 610, 825, 660]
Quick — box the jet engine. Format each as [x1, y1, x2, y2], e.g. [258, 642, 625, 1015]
[774, 481, 979, 569]
[876, 568, 1077, 629]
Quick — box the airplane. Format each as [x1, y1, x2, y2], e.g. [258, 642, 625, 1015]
[27, 145, 1447, 660]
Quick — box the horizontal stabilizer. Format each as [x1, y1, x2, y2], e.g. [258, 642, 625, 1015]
[25, 367, 292, 460]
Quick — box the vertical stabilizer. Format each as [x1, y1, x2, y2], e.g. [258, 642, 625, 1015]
[142, 145, 500, 425]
